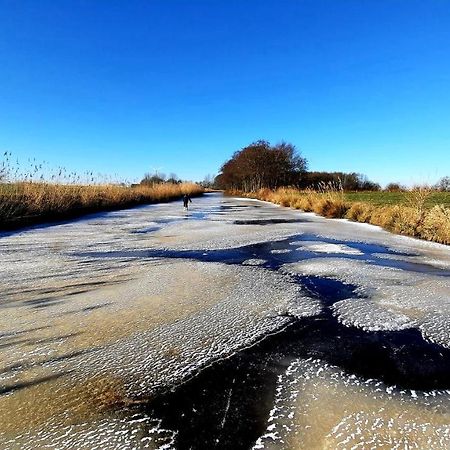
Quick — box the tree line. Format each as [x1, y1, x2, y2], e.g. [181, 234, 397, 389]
[302, 171, 380, 191]
[215, 140, 382, 192]
[215, 140, 307, 192]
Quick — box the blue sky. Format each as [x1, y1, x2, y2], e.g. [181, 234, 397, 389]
[0, 0, 449, 185]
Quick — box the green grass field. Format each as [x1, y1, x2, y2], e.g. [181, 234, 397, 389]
[344, 191, 450, 208]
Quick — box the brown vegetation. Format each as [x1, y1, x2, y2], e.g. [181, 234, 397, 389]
[302, 171, 380, 191]
[214, 141, 381, 193]
[0, 181, 203, 229]
[237, 186, 450, 245]
[216, 140, 308, 191]
[0, 152, 204, 229]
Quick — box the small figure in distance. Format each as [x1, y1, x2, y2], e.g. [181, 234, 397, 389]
[183, 193, 192, 211]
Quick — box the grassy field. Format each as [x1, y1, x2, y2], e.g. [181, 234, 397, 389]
[239, 187, 450, 245]
[0, 182, 203, 230]
[344, 191, 450, 208]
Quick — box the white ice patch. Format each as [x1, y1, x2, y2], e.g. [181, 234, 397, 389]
[243, 259, 267, 266]
[420, 314, 450, 349]
[254, 358, 450, 450]
[283, 288, 322, 319]
[283, 258, 450, 347]
[372, 252, 450, 271]
[332, 298, 414, 332]
[297, 242, 363, 255]
[0, 414, 170, 450]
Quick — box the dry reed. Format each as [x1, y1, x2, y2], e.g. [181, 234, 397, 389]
[238, 186, 450, 245]
[0, 181, 203, 229]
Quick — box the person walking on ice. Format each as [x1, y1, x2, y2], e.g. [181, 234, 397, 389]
[183, 194, 192, 210]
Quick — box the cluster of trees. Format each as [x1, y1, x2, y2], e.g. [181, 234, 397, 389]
[215, 140, 381, 192]
[435, 176, 450, 192]
[139, 144, 449, 194]
[215, 140, 308, 191]
[141, 172, 181, 185]
[300, 171, 380, 191]
[384, 177, 450, 192]
[199, 174, 215, 189]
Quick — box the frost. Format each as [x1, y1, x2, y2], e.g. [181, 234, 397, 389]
[332, 298, 414, 332]
[243, 258, 267, 266]
[283, 257, 450, 347]
[297, 242, 363, 255]
[1, 193, 449, 448]
[255, 358, 450, 450]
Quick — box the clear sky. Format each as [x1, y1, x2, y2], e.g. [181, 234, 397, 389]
[0, 0, 449, 186]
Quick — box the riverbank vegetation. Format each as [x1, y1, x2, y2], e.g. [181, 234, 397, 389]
[217, 141, 450, 245]
[0, 154, 203, 229]
[0, 181, 203, 229]
[238, 186, 450, 244]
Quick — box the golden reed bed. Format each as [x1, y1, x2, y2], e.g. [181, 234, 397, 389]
[0, 182, 203, 229]
[235, 187, 450, 245]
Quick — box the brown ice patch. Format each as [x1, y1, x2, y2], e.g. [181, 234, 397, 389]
[0, 260, 237, 438]
[266, 360, 450, 450]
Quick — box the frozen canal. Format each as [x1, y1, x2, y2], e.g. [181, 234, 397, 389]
[1, 192, 450, 449]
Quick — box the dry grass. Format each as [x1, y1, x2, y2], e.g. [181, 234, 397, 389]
[0, 181, 203, 229]
[253, 183, 350, 219]
[422, 205, 450, 243]
[239, 187, 450, 245]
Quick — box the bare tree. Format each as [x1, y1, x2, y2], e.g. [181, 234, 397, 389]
[436, 176, 450, 192]
[217, 140, 308, 192]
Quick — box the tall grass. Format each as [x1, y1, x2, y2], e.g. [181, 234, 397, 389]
[0, 154, 203, 229]
[241, 186, 450, 245]
[0, 181, 203, 229]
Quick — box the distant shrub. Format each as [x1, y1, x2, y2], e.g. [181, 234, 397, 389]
[435, 176, 450, 192]
[385, 183, 406, 192]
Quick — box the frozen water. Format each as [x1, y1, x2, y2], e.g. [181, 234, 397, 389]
[296, 242, 363, 255]
[254, 358, 450, 450]
[242, 258, 267, 266]
[1, 192, 449, 448]
[270, 249, 292, 254]
[332, 298, 415, 331]
[283, 257, 450, 347]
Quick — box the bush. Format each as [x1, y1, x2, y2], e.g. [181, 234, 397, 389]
[385, 183, 405, 192]
[346, 202, 374, 223]
[422, 205, 450, 244]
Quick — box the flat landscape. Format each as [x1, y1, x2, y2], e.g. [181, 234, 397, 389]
[344, 191, 450, 208]
[1, 193, 449, 449]
[1, 2, 449, 448]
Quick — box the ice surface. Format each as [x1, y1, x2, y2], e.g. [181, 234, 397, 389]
[1, 192, 449, 448]
[254, 358, 450, 450]
[296, 242, 363, 255]
[243, 258, 267, 265]
[283, 257, 450, 347]
[332, 298, 414, 331]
